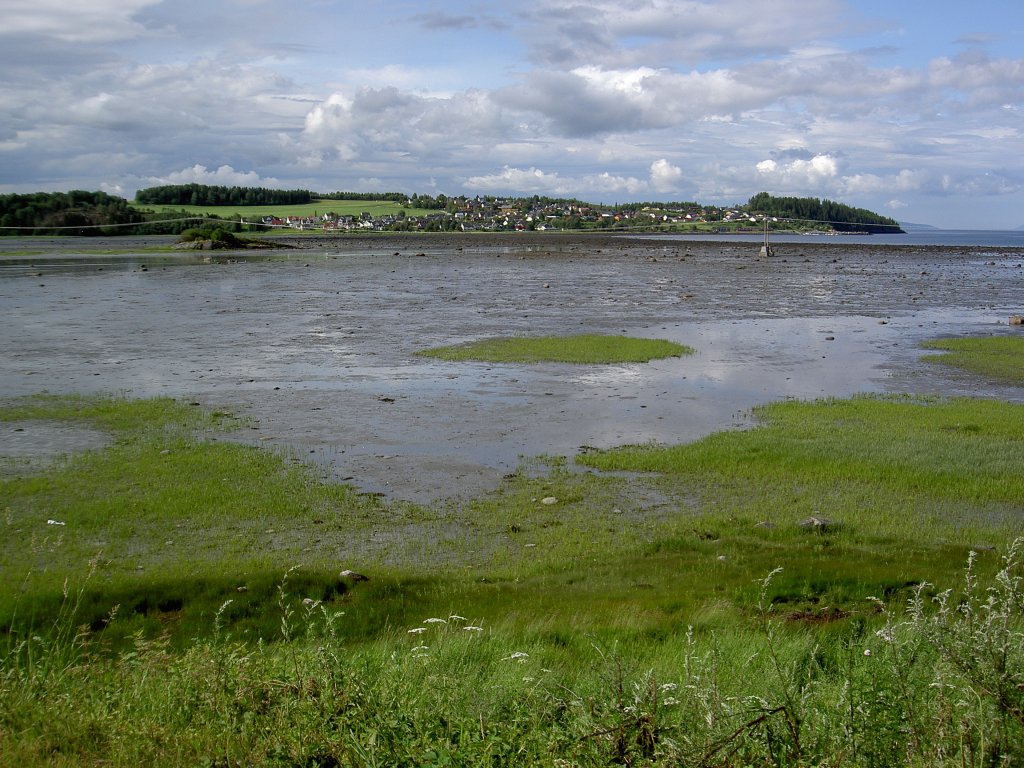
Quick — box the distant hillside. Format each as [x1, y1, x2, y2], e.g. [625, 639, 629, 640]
[0, 190, 142, 234]
[747, 192, 903, 233]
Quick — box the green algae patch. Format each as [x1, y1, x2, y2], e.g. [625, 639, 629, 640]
[417, 334, 693, 364]
[920, 335, 1024, 385]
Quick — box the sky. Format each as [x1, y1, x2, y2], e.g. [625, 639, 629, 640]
[2, 0, 1023, 229]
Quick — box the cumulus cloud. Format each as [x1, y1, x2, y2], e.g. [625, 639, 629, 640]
[464, 161, 681, 198]
[464, 166, 569, 195]
[154, 164, 282, 188]
[650, 159, 683, 193]
[756, 154, 841, 189]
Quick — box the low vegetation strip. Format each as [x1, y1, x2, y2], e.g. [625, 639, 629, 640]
[417, 333, 693, 363]
[920, 335, 1024, 385]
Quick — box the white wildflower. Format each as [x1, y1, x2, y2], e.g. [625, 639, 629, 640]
[503, 651, 530, 662]
[464, 625, 484, 632]
[408, 627, 427, 634]
[659, 683, 678, 693]
[423, 617, 447, 624]
[663, 697, 680, 706]
[864, 648, 872, 656]
[448, 614, 466, 621]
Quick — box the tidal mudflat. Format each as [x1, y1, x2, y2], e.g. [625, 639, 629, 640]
[2, 233, 1021, 500]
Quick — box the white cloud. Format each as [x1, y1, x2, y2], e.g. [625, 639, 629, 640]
[464, 166, 570, 195]
[649, 159, 683, 193]
[155, 164, 282, 188]
[586, 172, 647, 196]
[463, 162, 677, 198]
[756, 154, 840, 188]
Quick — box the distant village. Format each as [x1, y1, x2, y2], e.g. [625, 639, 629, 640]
[255, 196, 779, 234]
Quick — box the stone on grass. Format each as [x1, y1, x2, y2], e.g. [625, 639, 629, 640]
[798, 515, 833, 531]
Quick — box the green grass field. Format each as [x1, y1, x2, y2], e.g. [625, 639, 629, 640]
[135, 198, 437, 222]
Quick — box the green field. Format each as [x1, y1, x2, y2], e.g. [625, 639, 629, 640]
[134, 198, 437, 222]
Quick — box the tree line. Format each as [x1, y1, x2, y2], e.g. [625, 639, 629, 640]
[746, 192, 903, 233]
[135, 184, 315, 207]
[136, 186, 420, 207]
[0, 191, 142, 235]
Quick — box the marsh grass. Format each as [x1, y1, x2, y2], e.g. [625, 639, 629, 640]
[921, 335, 1024, 385]
[417, 333, 693, 364]
[4, 392, 1022, 648]
[3, 391, 1024, 764]
[3, 548, 1024, 765]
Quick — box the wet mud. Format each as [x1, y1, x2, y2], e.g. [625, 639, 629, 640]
[1, 233, 1022, 501]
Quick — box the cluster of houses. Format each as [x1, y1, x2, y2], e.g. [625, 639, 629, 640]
[254, 196, 760, 233]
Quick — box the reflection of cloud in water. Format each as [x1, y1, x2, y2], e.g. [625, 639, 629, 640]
[570, 365, 645, 387]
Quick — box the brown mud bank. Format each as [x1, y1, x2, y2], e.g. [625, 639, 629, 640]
[1, 234, 1022, 501]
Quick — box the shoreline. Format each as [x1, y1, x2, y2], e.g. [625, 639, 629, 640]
[1, 230, 1023, 259]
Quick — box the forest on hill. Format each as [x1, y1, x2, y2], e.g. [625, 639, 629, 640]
[0, 191, 142, 234]
[746, 192, 903, 233]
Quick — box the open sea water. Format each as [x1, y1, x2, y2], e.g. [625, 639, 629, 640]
[643, 230, 1024, 248]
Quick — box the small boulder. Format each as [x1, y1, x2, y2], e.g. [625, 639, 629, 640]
[1009, 315, 1023, 326]
[798, 515, 833, 531]
[340, 569, 369, 581]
